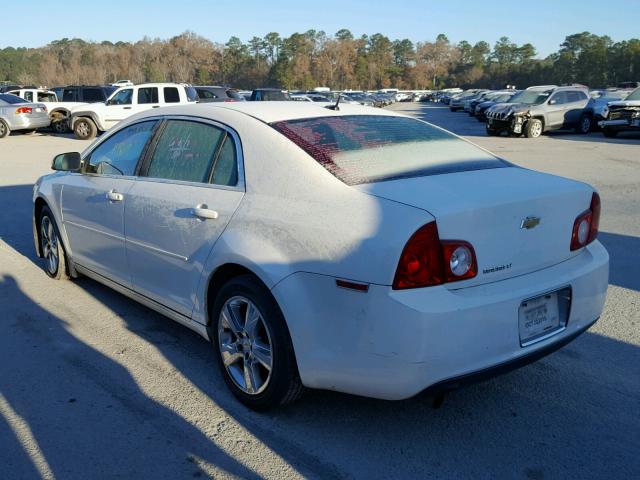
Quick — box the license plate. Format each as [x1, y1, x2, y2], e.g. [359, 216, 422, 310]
[36, 108, 43, 112]
[488, 119, 494, 125]
[518, 291, 565, 346]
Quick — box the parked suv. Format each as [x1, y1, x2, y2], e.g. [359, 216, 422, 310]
[485, 85, 591, 138]
[598, 87, 640, 137]
[52, 85, 117, 104]
[70, 83, 198, 139]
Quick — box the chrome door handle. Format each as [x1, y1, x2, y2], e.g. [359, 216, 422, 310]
[106, 190, 124, 202]
[192, 204, 219, 220]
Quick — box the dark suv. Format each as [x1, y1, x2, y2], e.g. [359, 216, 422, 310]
[51, 85, 117, 103]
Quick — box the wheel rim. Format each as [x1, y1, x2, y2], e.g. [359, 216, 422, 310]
[218, 296, 273, 395]
[54, 121, 66, 133]
[531, 121, 542, 137]
[581, 117, 591, 132]
[0, 122, 6, 136]
[77, 122, 89, 137]
[40, 216, 59, 274]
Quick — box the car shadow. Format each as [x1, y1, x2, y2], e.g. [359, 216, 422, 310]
[598, 232, 640, 291]
[3, 180, 640, 478]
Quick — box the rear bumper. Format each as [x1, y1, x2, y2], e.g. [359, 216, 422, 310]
[7, 114, 51, 130]
[273, 241, 609, 400]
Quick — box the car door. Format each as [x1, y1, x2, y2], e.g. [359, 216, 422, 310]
[102, 88, 135, 127]
[124, 118, 245, 318]
[60, 120, 158, 286]
[137, 86, 161, 113]
[545, 91, 568, 129]
[564, 90, 589, 126]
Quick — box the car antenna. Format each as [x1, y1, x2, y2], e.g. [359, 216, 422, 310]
[326, 94, 341, 111]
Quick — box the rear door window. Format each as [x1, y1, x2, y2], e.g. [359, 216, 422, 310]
[62, 88, 76, 101]
[144, 120, 225, 183]
[271, 115, 506, 185]
[138, 87, 159, 104]
[163, 87, 180, 103]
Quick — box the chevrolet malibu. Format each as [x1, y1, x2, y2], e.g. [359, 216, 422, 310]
[32, 102, 609, 409]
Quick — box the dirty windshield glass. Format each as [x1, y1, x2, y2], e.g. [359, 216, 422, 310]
[272, 115, 507, 185]
[510, 90, 551, 105]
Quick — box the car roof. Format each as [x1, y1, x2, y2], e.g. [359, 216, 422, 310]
[135, 101, 405, 124]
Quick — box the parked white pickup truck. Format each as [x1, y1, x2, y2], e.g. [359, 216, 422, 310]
[8, 88, 87, 133]
[69, 83, 199, 139]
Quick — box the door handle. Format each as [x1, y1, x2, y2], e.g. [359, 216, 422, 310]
[123, 106, 132, 110]
[152, 106, 160, 108]
[192, 204, 219, 220]
[106, 189, 124, 202]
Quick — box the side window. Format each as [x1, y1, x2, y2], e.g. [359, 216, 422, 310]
[550, 92, 567, 105]
[567, 91, 586, 103]
[138, 87, 159, 104]
[163, 87, 180, 103]
[145, 120, 224, 183]
[62, 88, 75, 101]
[197, 89, 216, 99]
[86, 121, 157, 176]
[24, 91, 33, 102]
[211, 136, 238, 186]
[83, 88, 104, 102]
[109, 89, 133, 105]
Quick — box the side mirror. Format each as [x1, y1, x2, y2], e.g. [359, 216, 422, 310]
[548, 99, 557, 105]
[52, 152, 82, 172]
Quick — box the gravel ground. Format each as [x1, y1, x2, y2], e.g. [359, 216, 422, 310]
[0, 105, 638, 480]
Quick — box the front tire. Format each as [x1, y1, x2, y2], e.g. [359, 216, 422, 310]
[486, 125, 499, 136]
[211, 275, 304, 410]
[74, 117, 97, 140]
[524, 118, 543, 138]
[39, 207, 70, 280]
[0, 119, 10, 138]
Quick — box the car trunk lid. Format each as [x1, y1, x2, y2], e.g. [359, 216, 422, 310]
[355, 166, 594, 288]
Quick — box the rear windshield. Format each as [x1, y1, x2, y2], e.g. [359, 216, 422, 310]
[0, 93, 27, 105]
[271, 115, 507, 185]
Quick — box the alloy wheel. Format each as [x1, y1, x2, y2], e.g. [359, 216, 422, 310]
[218, 296, 273, 395]
[76, 122, 89, 138]
[40, 216, 59, 275]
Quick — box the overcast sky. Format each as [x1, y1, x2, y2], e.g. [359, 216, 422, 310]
[2, 0, 639, 57]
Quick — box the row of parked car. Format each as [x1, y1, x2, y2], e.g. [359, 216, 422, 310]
[440, 85, 640, 138]
[0, 82, 421, 140]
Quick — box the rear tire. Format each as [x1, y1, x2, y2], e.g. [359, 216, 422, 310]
[576, 114, 592, 134]
[0, 119, 10, 138]
[39, 206, 70, 280]
[602, 128, 618, 138]
[524, 118, 543, 138]
[74, 117, 97, 140]
[211, 275, 304, 410]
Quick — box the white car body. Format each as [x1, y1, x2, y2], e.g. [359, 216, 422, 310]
[70, 82, 197, 135]
[33, 102, 609, 403]
[111, 80, 134, 87]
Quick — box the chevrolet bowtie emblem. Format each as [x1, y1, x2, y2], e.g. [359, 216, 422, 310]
[521, 216, 541, 229]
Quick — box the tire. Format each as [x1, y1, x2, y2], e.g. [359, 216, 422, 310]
[211, 275, 304, 410]
[74, 117, 97, 140]
[486, 125, 499, 136]
[39, 206, 70, 280]
[602, 128, 618, 138]
[524, 118, 543, 138]
[0, 119, 10, 138]
[52, 116, 69, 134]
[576, 114, 592, 134]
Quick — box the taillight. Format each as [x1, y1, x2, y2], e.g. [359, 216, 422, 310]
[393, 222, 478, 290]
[570, 192, 600, 251]
[15, 107, 33, 114]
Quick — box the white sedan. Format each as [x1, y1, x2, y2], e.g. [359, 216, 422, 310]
[32, 102, 609, 409]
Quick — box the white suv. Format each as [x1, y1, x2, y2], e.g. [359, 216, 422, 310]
[70, 83, 198, 139]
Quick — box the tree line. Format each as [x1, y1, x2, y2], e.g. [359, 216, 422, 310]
[1, 30, 638, 90]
